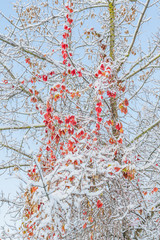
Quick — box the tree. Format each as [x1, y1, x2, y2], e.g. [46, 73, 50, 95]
[0, 0, 159, 239]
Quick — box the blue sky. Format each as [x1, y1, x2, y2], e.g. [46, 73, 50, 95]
[0, 0, 13, 14]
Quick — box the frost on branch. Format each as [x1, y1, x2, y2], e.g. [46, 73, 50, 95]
[0, 0, 159, 240]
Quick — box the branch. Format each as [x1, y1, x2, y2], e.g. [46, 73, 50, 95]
[0, 124, 45, 131]
[117, 0, 151, 72]
[126, 54, 160, 80]
[0, 34, 58, 66]
[0, 61, 44, 103]
[0, 10, 60, 30]
[0, 142, 33, 159]
[128, 70, 151, 101]
[0, 164, 29, 170]
[76, 4, 109, 13]
[129, 119, 160, 145]
[121, 44, 158, 80]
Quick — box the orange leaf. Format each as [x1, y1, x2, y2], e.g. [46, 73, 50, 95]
[120, 128, 124, 133]
[62, 224, 65, 232]
[124, 98, 129, 106]
[83, 223, 87, 229]
[109, 138, 116, 144]
[97, 199, 103, 208]
[153, 187, 158, 192]
[114, 167, 121, 172]
[143, 191, 147, 195]
[31, 186, 38, 193]
[88, 216, 93, 223]
[118, 138, 123, 144]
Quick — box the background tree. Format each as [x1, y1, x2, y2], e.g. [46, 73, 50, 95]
[0, 0, 159, 239]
